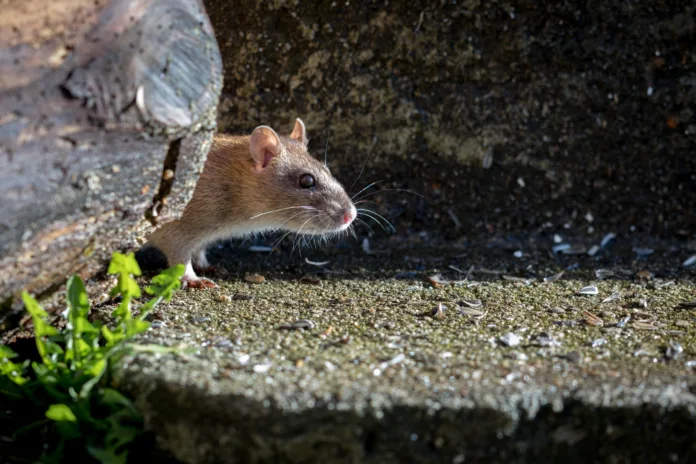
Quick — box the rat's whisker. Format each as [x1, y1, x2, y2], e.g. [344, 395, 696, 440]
[249, 205, 316, 220]
[353, 188, 426, 202]
[292, 214, 321, 255]
[354, 217, 375, 234]
[323, 125, 330, 167]
[357, 210, 388, 232]
[348, 135, 378, 195]
[357, 208, 396, 233]
[351, 180, 383, 201]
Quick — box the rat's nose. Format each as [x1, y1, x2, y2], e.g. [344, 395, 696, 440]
[343, 206, 356, 225]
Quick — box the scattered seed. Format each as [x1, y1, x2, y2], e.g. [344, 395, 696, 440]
[683, 255, 696, 267]
[633, 320, 657, 330]
[253, 363, 271, 373]
[218, 294, 231, 302]
[499, 332, 522, 347]
[305, 257, 330, 266]
[233, 293, 253, 301]
[513, 250, 524, 258]
[591, 338, 607, 347]
[595, 269, 615, 280]
[549, 307, 565, 314]
[678, 300, 696, 308]
[162, 169, 174, 180]
[633, 247, 654, 257]
[600, 233, 616, 248]
[459, 306, 484, 317]
[300, 276, 323, 286]
[582, 310, 603, 327]
[278, 319, 315, 330]
[665, 340, 683, 360]
[503, 275, 532, 285]
[553, 234, 563, 243]
[245, 274, 265, 284]
[562, 245, 587, 255]
[602, 291, 621, 303]
[459, 299, 482, 308]
[587, 245, 600, 256]
[431, 303, 446, 319]
[552, 243, 571, 254]
[578, 286, 599, 295]
[249, 245, 273, 252]
[616, 315, 631, 328]
[543, 271, 564, 283]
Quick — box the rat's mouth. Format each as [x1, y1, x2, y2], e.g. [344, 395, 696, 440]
[285, 204, 357, 236]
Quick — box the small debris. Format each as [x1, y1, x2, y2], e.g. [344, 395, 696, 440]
[686, 360, 696, 368]
[616, 315, 631, 328]
[665, 341, 683, 360]
[549, 307, 565, 314]
[564, 351, 582, 363]
[431, 303, 446, 319]
[543, 271, 564, 283]
[459, 299, 482, 308]
[636, 269, 653, 280]
[218, 294, 231, 302]
[278, 319, 316, 330]
[683, 255, 696, 267]
[582, 310, 603, 327]
[602, 291, 621, 303]
[577, 285, 599, 295]
[534, 333, 561, 347]
[245, 274, 266, 284]
[587, 245, 600, 256]
[305, 257, 331, 266]
[191, 317, 211, 323]
[233, 293, 253, 301]
[600, 233, 616, 248]
[447, 208, 462, 228]
[678, 300, 696, 309]
[162, 169, 174, 180]
[361, 238, 371, 254]
[249, 245, 273, 252]
[591, 338, 607, 347]
[513, 250, 524, 258]
[499, 332, 522, 347]
[595, 269, 615, 280]
[300, 276, 323, 286]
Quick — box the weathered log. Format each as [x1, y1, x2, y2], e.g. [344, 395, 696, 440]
[0, 0, 222, 312]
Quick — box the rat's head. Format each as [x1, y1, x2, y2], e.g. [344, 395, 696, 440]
[247, 118, 356, 236]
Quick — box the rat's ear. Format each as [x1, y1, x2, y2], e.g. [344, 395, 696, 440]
[289, 118, 308, 146]
[250, 126, 283, 172]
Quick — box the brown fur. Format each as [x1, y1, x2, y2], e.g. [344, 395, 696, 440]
[145, 119, 356, 286]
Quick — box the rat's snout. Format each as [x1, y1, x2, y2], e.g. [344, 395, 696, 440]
[342, 205, 357, 225]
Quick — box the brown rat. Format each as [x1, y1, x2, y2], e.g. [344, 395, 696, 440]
[144, 118, 357, 288]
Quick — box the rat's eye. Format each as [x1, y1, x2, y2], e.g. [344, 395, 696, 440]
[299, 174, 315, 189]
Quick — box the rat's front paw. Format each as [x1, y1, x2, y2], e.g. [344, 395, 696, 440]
[182, 276, 218, 290]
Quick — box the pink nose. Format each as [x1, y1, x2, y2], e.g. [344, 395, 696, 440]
[343, 211, 354, 224]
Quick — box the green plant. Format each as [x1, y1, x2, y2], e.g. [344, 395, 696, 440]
[0, 252, 185, 463]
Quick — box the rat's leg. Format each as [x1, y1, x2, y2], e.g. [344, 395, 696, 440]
[192, 246, 221, 275]
[146, 221, 217, 289]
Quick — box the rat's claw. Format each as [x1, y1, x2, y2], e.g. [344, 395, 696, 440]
[182, 276, 218, 290]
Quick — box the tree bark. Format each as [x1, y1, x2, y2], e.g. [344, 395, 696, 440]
[0, 0, 222, 312]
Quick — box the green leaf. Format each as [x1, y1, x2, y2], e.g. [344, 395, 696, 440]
[107, 252, 142, 278]
[125, 318, 150, 338]
[145, 264, 185, 300]
[66, 275, 90, 318]
[45, 404, 77, 422]
[0, 344, 18, 359]
[22, 291, 59, 366]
